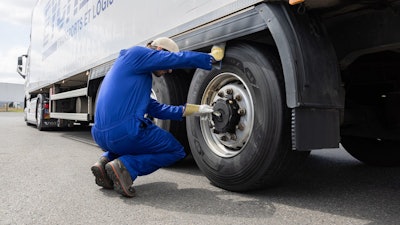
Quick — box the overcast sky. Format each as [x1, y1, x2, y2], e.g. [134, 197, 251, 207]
[0, 0, 37, 84]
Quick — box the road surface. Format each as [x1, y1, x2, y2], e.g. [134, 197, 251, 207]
[1, 112, 399, 224]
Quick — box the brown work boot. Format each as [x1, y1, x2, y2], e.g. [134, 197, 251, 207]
[105, 159, 136, 197]
[91, 156, 113, 189]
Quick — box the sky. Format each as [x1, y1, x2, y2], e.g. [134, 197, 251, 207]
[0, 0, 37, 84]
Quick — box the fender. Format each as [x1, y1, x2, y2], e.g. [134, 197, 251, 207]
[258, 3, 343, 109]
[258, 3, 343, 150]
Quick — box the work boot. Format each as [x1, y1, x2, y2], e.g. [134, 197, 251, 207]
[91, 156, 113, 189]
[105, 159, 136, 197]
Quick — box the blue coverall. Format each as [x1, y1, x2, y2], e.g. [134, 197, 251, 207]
[91, 46, 212, 181]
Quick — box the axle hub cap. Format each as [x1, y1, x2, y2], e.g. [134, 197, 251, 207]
[212, 99, 240, 134]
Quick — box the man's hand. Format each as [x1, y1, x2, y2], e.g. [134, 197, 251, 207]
[183, 103, 214, 116]
[210, 43, 226, 62]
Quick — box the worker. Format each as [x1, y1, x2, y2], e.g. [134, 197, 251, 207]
[90, 37, 225, 197]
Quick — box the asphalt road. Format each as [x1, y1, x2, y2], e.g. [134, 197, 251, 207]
[1, 112, 399, 225]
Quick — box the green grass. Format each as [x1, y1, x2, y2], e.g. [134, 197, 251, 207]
[0, 108, 24, 112]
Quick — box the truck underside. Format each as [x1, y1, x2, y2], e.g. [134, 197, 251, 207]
[21, 0, 400, 191]
[314, 0, 400, 166]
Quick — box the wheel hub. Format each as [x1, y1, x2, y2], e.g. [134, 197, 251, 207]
[212, 99, 240, 134]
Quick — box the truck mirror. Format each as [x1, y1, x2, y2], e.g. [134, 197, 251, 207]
[17, 55, 27, 79]
[18, 56, 23, 66]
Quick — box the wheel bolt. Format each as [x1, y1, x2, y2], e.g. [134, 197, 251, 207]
[230, 134, 237, 141]
[236, 123, 245, 131]
[235, 95, 242, 101]
[238, 108, 246, 116]
[226, 89, 233, 95]
[218, 92, 224, 97]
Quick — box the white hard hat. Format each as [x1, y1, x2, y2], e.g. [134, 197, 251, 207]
[150, 37, 179, 52]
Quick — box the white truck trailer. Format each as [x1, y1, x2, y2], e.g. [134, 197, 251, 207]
[18, 0, 400, 191]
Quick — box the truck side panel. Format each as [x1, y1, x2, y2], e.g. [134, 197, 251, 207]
[27, 0, 263, 93]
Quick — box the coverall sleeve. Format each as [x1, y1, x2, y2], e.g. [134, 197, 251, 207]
[126, 46, 213, 73]
[147, 98, 184, 121]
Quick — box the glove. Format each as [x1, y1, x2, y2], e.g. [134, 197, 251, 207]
[183, 103, 214, 116]
[289, 0, 305, 5]
[209, 43, 226, 62]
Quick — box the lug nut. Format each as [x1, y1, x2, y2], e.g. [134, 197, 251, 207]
[220, 136, 228, 141]
[235, 95, 242, 101]
[226, 89, 233, 95]
[236, 123, 245, 131]
[230, 134, 237, 141]
[238, 108, 246, 116]
[218, 92, 224, 97]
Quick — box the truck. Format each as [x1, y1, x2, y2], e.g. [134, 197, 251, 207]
[17, 0, 400, 191]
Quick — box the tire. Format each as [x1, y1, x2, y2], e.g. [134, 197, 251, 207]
[341, 136, 400, 166]
[36, 94, 45, 131]
[186, 42, 309, 191]
[152, 70, 192, 153]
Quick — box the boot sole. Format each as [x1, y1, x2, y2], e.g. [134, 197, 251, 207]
[105, 163, 136, 197]
[91, 164, 113, 189]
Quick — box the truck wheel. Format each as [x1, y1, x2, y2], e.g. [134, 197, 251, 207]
[36, 94, 45, 131]
[152, 70, 192, 153]
[341, 136, 400, 166]
[186, 43, 309, 191]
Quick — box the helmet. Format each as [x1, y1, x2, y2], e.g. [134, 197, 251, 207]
[150, 37, 179, 52]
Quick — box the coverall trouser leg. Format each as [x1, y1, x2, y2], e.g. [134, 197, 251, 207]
[93, 123, 186, 181]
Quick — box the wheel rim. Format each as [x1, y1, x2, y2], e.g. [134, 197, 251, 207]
[200, 72, 254, 158]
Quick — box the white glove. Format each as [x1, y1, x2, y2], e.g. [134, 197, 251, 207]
[183, 103, 214, 116]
